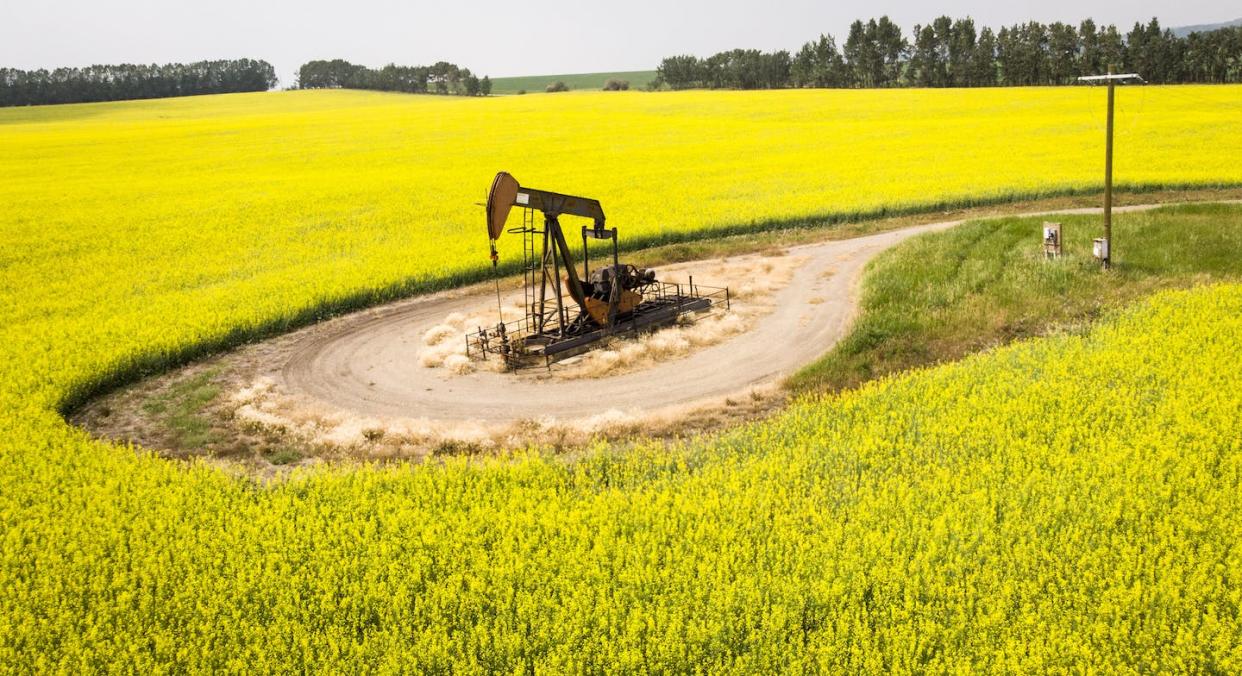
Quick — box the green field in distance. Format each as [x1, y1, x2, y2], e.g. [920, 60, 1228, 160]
[488, 69, 657, 94]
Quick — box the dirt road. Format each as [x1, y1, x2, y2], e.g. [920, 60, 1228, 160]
[278, 203, 1181, 424]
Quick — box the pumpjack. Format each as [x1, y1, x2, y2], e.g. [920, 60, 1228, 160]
[467, 172, 728, 367]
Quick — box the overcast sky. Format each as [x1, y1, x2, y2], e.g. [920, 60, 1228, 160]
[2, 1, 1238, 86]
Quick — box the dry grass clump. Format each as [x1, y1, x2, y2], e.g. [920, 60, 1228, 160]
[420, 304, 530, 373]
[562, 312, 749, 378]
[419, 313, 479, 372]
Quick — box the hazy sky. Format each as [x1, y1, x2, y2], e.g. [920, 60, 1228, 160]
[2, 1, 1238, 86]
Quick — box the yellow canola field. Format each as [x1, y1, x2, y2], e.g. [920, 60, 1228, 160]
[1, 89, 1241, 670]
[2, 86, 1240, 410]
[5, 280, 1242, 671]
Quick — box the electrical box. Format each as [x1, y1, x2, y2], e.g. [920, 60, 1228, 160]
[1042, 222, 1062, 258]
[1093, 237, 1109, 261]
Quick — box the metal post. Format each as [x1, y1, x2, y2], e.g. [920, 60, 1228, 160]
[537, 222, 550, 333]
[549, 219, 566, 336]
[581, 227, 590, 280]
[1103, 67, 1115, 269]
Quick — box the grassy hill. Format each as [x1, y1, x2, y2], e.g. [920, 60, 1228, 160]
[1171, 17, 1242, 37]
[488, 70, 656, 94]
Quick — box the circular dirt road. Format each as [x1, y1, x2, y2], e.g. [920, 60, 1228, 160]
[279, 203, 1178, 423]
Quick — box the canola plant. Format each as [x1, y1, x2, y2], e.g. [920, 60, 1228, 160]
[1, 88, 1241, 671]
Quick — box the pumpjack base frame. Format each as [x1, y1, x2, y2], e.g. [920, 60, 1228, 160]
[530, 295, 711, 359]
[466, 282, 728, 370]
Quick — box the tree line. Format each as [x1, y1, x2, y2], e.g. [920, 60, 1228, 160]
[296, 60, 490, 96]
[656, 17, 1242, 90]
[0, 59, 276, 107]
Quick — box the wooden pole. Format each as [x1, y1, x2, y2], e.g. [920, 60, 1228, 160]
[1103, 66, 1115, 269]
[1079, 70, 1142, 268]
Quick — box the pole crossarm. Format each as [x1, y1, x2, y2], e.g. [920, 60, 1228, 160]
[1076, 73, 1146, 84]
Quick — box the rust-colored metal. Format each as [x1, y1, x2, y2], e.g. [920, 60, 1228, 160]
[472, 171, 727, 368]
[584, 291, 641, 326]
[486, 171, 519, 241]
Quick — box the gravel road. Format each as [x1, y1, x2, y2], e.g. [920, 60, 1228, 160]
[277, 204, 1184, 423]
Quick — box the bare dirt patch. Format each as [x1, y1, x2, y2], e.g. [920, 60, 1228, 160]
[415, 251, 802, 380]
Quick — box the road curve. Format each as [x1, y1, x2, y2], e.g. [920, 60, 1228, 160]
[278, 203, 1187, 423]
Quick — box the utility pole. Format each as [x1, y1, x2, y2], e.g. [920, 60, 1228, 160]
[1077, 69, 1144, 269]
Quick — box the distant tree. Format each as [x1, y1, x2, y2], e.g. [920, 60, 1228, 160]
[298, 59, 366, 89]
[658, 49, 792, 90]
[603, 78, 630, 90]
[929, 16, 955, 86]
[1183, 27, 1242, 82]
[908, 22, 947, 87]
[715, 51, 747, 88]
[845, 17, 907, 87]
[1023, 21, 1051, 84]
[295, 59, 484, 96]
[843, 17, 907, 87]
[370, 64, 429, 93]
[0, 59, 276, 107]
[480, 76, 492, 95]
[546, 80, 569, 92]
[1225, 28, 1242, 82]
[947, 18, 978, 86]
[996, 22, 1050, 85]
[701, 53, 727, 88]
[844, 20, 876, 87]
[454, 68, 476, 95]
[1126, 18, 1183, 83]
[791, 34, 849, 87]
[995, 27, 1016, 84]
[1097, 24, 1127, 72]
[761, 50, 793, 88]
[657, 55, 703, 89]
[971, 27, 998, 86]
[873, 16, 909, 86]
[643, 13, 1242, 95]
[1078, 19, 1102, 75]
[1047, 22, 1080, 84]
